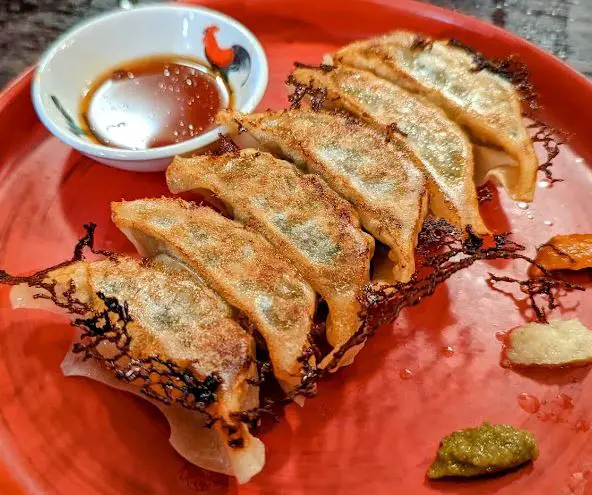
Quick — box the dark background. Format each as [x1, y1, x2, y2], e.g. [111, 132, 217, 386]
[0, 0, 590, 88]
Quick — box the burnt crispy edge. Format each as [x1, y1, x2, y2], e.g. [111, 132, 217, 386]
[243, 220, 585, 414]
[0, 225, 252, 447]
[416, 35, 566, 183]
[332, 34, 566, 189]
[0, 221, 584, 434]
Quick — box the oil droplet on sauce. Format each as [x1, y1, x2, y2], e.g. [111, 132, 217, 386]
[544, 220, 554, 226]
[441, 345, 455, 357]
[399, 368, 413, 380]
[517, 393, 540, 414]
[516, 202, 529, 210]
[80, 56, 227, 150]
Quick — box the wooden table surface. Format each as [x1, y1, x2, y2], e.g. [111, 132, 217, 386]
[0, 0, 590, 88]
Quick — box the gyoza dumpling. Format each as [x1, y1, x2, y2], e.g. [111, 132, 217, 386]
[289, 64, 487, 233]
[334, 30, 538, 201]
[9, 255, 263, 483]
[111, 198, 317, 392]
[167, 149, 374, 367]
[219, 109, 429, 283]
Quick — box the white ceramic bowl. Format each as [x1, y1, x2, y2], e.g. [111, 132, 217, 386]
[31, 4, 268, 172]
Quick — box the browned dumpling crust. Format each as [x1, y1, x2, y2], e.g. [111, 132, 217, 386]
[167, 149, 374, 367]
[111, 198, 317, 391]
[289, 65, 487, 234]
[219, 109, 429, 283]
[334, 30, 538, 201]
[17, 255, 264, 482]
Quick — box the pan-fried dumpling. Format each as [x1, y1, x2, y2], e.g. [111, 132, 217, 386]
[219, 109, 428, 283]
[111, 198, 317, 392]
[9, 255, 263, 483]
[289, 65, 487, 233]
[334, 30, 538, 201]
[167, 149, 374, 367]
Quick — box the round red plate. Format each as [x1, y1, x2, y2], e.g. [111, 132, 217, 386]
[1, 1, 591, 493]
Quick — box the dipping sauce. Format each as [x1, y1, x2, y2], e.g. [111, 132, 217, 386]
[80, 56, 227, 149]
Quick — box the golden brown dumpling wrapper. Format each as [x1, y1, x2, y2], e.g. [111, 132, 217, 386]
[289, 64, 487, 233]
[167, 149, 374, 368]
[334, 30, 538, 202]
[219, 109, 428, 283]
[111, 198, 317, 390]
[10, 256, 264, 483]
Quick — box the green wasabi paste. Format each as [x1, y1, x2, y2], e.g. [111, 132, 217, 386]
[427, 422, 538, 479]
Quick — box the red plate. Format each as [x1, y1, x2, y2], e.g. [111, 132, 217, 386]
[1, 1, 591, 493]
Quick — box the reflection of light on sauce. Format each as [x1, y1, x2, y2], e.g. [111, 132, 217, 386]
[544, 220, 554, 226]
[516, 202, 529, 210]
[495, 331, 507, 342]
[517, 393, 540, 414]
[399, 368, 413, 380]
[441, 345, 455, 357]
[80, 56, 228, 149]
